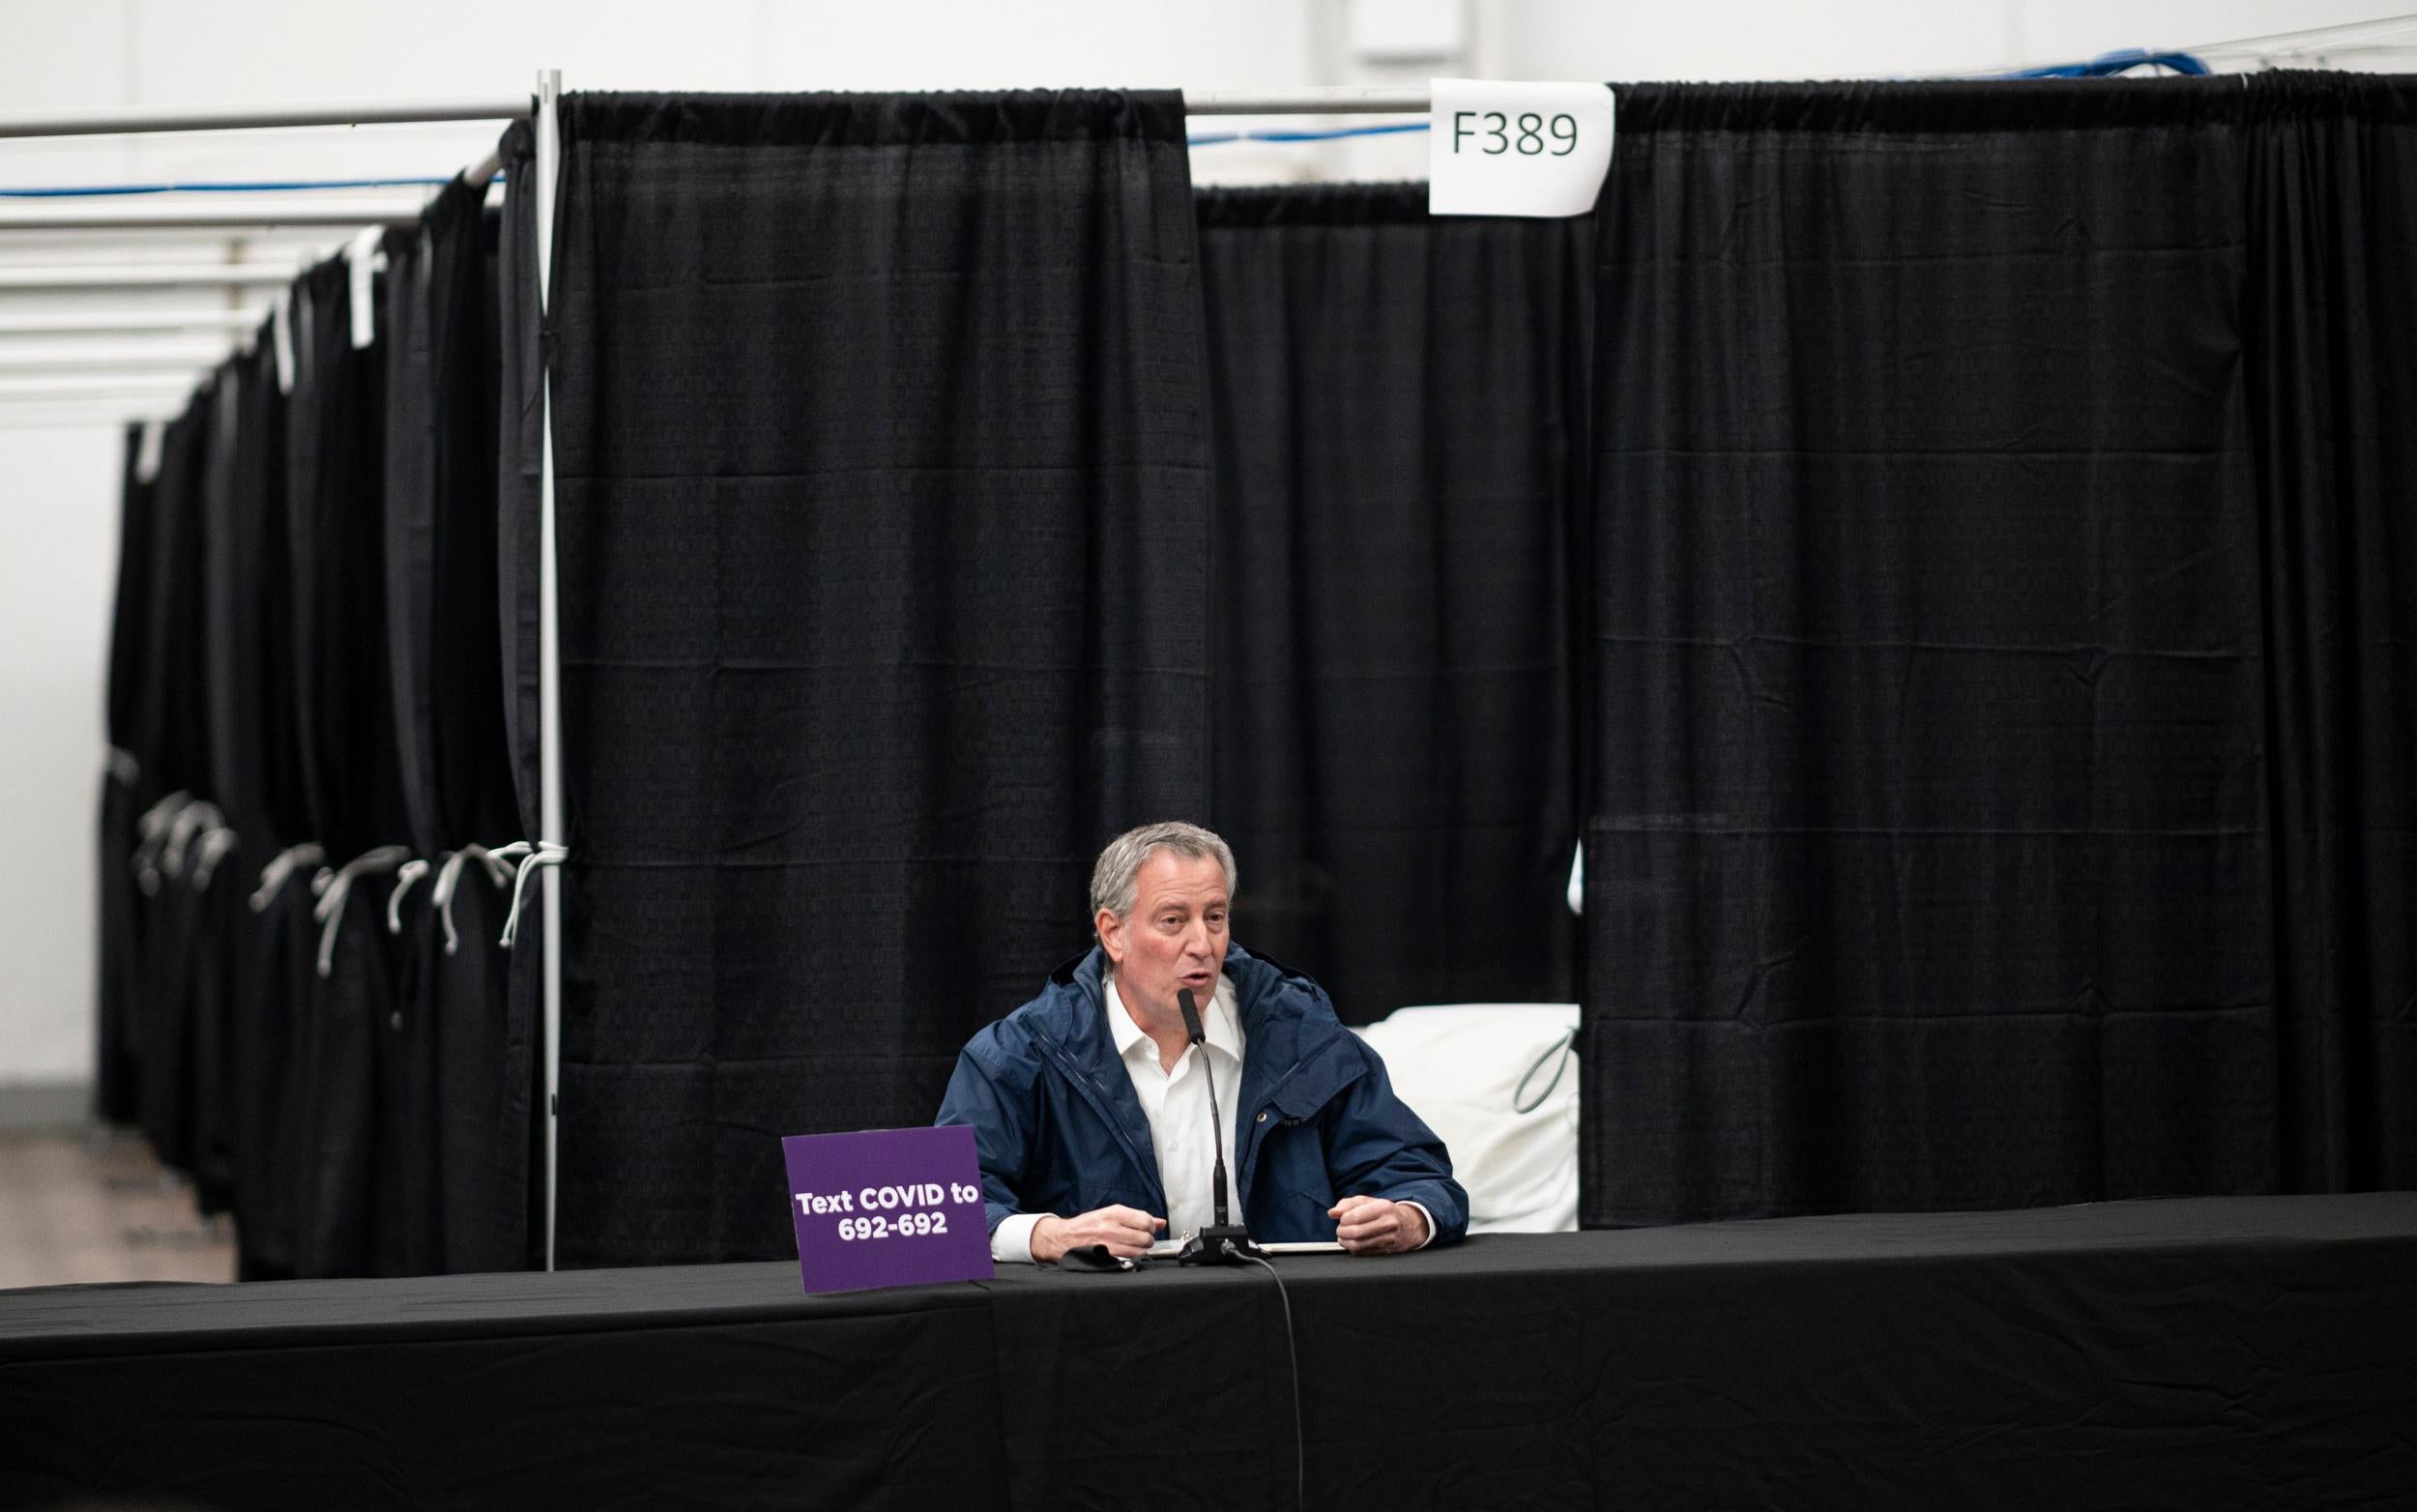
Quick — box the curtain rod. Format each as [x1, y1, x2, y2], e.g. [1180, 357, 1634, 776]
[0, 263, 299, 289]
[0, 308, 261, 334]
[1186, 87, 1427, 115]
[0, 339, 235, 371]
[0, 97, 530, 140]
[0, 196, 426, 230]
[0, 408, 182, 428]
[0, 89, 1412, 138]
[0, 373, 203, 397]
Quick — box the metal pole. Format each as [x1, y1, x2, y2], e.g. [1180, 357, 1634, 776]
[0, 308, 263, 334]
[0, 407, 184, 428]
[0, 339, 231, 370]
[0, 97, 531, 139]
[0, 197, 427, 231]
[1184, 86, 1429, 114]
[534, 66, 565, 1275]
[0, 263, 298, 289]
[0, 89, 1407, 137]
[0, 374, 197, 397]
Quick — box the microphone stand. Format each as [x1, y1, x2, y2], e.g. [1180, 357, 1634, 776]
[1174, 986, 1262, 1266]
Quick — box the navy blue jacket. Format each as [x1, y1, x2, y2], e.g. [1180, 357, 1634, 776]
[936, 943, 1469, 1246]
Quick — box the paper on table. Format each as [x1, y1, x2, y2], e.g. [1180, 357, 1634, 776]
[1149, 1236, 1346, 1257]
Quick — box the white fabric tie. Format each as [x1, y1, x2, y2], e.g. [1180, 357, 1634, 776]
[385, 858, 431, 934]
[132, 791, 193, 896]
[250, 843, 327, 914]
[430, 843, 518, 955]
[496, 842, 568, 949]
[190, 824, 242, 891]
[161, 800, 223, 882]
[313, 845, 411, 977]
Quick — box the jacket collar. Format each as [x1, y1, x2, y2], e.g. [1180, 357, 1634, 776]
[1041, 942, 1361, 1119]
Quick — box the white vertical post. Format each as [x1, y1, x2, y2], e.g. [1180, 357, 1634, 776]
[534, 66, 565, 1273]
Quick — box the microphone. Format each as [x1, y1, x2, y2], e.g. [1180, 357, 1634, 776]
[1176, 985, 1259, 1265]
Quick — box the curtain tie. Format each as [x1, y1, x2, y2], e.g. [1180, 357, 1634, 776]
[385, 858, 431, 935]
[131, 790, 193, 896]
[429, 843, 518, 955]
[314, 845, 412, 977]
[250, 843, 327, 914]
[162, 800, 224, 882]
[496, 842, 568, 949]
[190, 823, 242, 891]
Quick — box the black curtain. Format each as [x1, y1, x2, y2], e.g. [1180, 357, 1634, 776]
[184, 363, 268, 1215]
[2242, 74, 2417, 1192]
[210, 339, 306, 1280]
[376, 220, 446, 1278]
[95, 428, 157, 1126]
[538, 91, 1211, 1265]
[130, 398, 215, 1178]
[383, 175, 526, 1275]
[491, 118, 546, 1272]
[1582, 74, 2417, 1226]
[1197, 183, 1589, 1022]
[279, 256, 413, 1277]
[234, 302, 324, 1265]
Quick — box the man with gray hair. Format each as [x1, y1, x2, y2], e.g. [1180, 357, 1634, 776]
[937, 821, 1468, 1263]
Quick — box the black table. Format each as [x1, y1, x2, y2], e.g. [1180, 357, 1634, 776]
[4, 1194, 2412, 1510]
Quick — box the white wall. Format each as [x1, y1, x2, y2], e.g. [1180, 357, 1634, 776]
[0, 426, 119, 1082]
[0, 0, 2402, 1086]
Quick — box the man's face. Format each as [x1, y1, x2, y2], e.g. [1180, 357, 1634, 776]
[1096, 850, 1230, 1027]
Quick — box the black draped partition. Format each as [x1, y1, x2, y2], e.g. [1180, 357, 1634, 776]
[2241, 74, 2417, 1193]
[1197, 184, 1590, 1022]
[283, 257, 413, 1278]
[188, 353, 283, 1216]
[213, 342, 306, 1280]
[129, 400, 215, 1182]
[539, 92, 1212, 1265]
[488, 117, 546, 1274]
[1582, 75, 2417, 1226]
[381, 179, 526, 1276]
[90, 155, 530, 1280]
[95, 428, 156, 1126]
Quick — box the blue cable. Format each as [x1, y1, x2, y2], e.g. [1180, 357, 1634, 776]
[2009, 47, 2211, 76]
[1187, 121, 1429, 147]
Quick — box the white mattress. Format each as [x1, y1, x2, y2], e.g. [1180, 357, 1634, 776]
[1353, 1003, 1580, 1234]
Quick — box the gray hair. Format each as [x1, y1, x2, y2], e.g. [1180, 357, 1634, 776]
[1090, 822, 1237, 923]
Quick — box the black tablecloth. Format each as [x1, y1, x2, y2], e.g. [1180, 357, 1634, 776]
[3, 1194, 2411, 1510]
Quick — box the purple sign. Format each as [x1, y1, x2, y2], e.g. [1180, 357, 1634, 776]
[782, 1124, 995, 1294]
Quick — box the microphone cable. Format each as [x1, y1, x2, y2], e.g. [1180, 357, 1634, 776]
[1236, 1250, 1305, 1511]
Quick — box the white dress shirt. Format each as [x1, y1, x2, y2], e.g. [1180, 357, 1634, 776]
[992, 968, 1243, 1263]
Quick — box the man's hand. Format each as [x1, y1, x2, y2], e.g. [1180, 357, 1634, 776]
[1030, 1206, 1167, 1265]
[1329, 1195, 1427, 1255]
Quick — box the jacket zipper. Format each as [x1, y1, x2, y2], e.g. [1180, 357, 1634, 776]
[1039, 1035, 1162, 1207]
